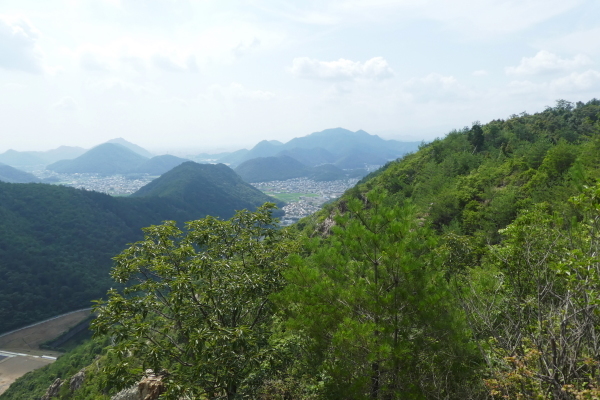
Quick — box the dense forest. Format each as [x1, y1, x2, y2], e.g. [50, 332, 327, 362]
[2, 99, 600, 399]
[0, 162, 280, 333]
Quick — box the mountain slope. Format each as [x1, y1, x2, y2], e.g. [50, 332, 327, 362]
[37, 146, 86, 163]
[46, 143, 148, 174]
[283, 128, 418, 158]
[0, 162, 282, 334]
[130, 155, 190, 175]
[106, 138, 154, 158]
[275, 147, 336, 167]
[0, 150, 46, 167]
[301, 99, 600, 240]
[132, 162, 282, 216]
[234, 156, 309, 182]
[7, 99, 600, 400]
[0, 164, 42, 183]
[307, 163, 348, 181]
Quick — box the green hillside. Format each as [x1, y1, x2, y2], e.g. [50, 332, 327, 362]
[307, 163, 348, 181]
[4, 99, 600, 400]
[132, 161, 283, 215]
[0, 163, 41, 183]
[0, 162, 281, 334]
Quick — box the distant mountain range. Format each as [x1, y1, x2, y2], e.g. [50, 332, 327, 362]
[0, 138, 152, 169]
[0, 161, 280, 334]
[234, 155, 367, 182]
[198, 128, 420, 168]
[0, 146, 87, 167]
[46, 143, 189, 175]
[1, 128, 420, 182]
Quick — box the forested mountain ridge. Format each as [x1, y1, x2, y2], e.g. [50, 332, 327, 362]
[131, 161, 283, 212]
[4, 99, 600, 400]
[0, 162, 280, 334]
[303, 99, 600, 238]
[216, 127, 420, 167]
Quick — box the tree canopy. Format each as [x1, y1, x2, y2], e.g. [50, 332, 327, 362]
[92, 204, 298, 399]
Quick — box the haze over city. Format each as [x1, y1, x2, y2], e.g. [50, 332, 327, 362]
[1, 0, 599, 153]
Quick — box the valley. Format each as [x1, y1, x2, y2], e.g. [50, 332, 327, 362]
[252, 177, 361, 223]
[30, 170, 157, 196]
[4, 101, 600, 399]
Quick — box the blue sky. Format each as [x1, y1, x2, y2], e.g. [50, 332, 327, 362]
[1, 0, 599, 154]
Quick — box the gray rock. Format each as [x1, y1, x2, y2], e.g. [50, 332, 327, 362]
[40, 378, 62, 400]
[69, 369, 86, 392]
[111, 374, 165, 400]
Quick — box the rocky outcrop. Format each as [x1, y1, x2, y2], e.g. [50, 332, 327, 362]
[40, 378, 63, 400]
[111, 373, 165, 400]
[69, 369, 86, 392]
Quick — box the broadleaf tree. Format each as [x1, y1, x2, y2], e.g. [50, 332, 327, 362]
[92, 203, 298, 399]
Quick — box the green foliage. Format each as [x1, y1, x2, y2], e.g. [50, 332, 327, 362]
[8, 98, 600, 400]
[0, 162, 279, 334]
[280, 190, 478, 399]
[92, 204, 299, 399]
[298, 99, 600, 242]
[456, 186, 600, 398]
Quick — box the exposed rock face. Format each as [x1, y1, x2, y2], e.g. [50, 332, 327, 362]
[40, 378, 63, 400]
[69, 369, 86, 392]
[111, 374, 165, 400]
[111, 386, 139, 400]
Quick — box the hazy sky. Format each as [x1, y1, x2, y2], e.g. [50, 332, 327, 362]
[1, 0, 599, 154]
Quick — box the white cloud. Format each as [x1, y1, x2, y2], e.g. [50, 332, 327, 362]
[0, 15, 43, 73]
[152, 54, 198, 73]
[80, 52, 111, 72]
[506, 50, 592, 76]
[206, 83, 275, 101]
[86, 78, 154, 96]
[403, 73, 473, 102]
[53, 97, 78, 111]
[507, 70, 600, 97]
[473, 70, 488, 76]
[233, 37, 261, 58]
[290, 57, 393, 81]
[120, 56, 147, 73]
[550, 70, 600, 92]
